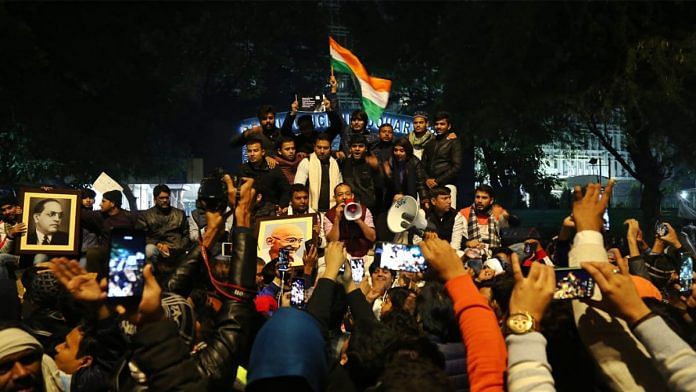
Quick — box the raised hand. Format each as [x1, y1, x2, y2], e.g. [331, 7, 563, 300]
[658, 222, 682, 249]
[419, 237, 465, 282]
[8, 223, 27, 237]
[41, 258, 106, 302]
[323, 241, 347, 281]
[303, 244, 319, 276]
[509, 252, 555, 324]
[115, 264, 164, 326]
[581, 257, 651, 325]
[335, 259, 356, 293]
[572, 180, 614, 232]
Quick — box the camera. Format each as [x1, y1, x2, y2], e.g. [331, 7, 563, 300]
[197, 169, 228, 212]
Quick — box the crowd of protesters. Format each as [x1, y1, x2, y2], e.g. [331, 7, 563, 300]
[2, 90, 696, 392]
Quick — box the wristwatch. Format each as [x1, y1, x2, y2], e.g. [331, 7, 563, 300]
[506, 311, 536, 334]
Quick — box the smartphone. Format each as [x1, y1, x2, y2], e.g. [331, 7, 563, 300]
[679, 255, 693, 294]
[376, 242, 427, 273]
[305, 239, 314, 253]
[278, 248, 290, 272]
[221, 242, 233, 257]
[290, 277, 305, 308]
[350, 258, 365, 284]
[553, 268, 595, 300]
[108, 229, 146, 301]
[655, 222, 669, 237]
[523, 243, 534, 260]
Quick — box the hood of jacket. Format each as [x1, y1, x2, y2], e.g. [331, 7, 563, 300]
[247, 308, 327, 391]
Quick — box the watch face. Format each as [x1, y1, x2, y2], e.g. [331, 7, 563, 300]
[507, 313, 534, 334]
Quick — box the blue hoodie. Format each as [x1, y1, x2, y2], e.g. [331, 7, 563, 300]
[247, 308, 328, 391]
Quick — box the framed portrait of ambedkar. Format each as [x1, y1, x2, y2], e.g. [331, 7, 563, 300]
[255, 214, 316, 267]
[19, 188, 81, 255]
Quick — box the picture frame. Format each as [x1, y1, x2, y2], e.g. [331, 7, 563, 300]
[19, 188, 81, 255]
[255, 213, 316, 266]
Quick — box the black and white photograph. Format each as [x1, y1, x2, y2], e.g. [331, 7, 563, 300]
[19, 189, 81, 255]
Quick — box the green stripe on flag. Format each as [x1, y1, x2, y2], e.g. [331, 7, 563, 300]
[331, 58, 353, 75]
[332, 57, 385, 122]
[361, 97, 385, 123]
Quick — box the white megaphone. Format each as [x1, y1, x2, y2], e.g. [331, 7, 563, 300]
[344, 198, 363, 221]
[387, 196, 433, 235]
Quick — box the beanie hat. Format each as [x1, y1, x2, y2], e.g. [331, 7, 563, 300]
[413, 111, 429, 121]
[161, 292, 196, 347]
[102, 190, 122, 207]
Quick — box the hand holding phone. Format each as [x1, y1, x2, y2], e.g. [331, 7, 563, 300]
[553, 268, 595, 300]
[277, 248, 290, 273]
[108, 229, 146, 301]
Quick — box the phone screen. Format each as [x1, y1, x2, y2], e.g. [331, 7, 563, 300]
[350, 258, 365, 284]
[305, 239, 314, 253]
[523, 243, 534, 259]
[278, 248, 290, 272]
[553, 268, 595, 300]
[290, 277, 305, 308]
[376, 242, 427, 273]
[679, 256, 693, 294]
[108, 230, 146, 299]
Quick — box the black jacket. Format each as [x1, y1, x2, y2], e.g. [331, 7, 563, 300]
[341, 157, 380, 211]
[239, 160, 291, 208]
[383, 156, 428, 205]
[118, 227, 258, 391]
[281, 108, 343, 154]
[136, 206, 190, 251]
[422, 131, 462, 186]
[427, 208, 458, 243]
[26, 230, 69, 245]
[81, 209, 137, 246]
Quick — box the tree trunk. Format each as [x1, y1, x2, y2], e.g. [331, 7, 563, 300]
[640, 179, 663, 233]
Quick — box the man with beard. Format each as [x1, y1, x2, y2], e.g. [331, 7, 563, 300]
[239, 138, 291, 217]
[421, 111, 462, 208]
[284, 184, 326, 249]
[230, 104, 293, 157]
[294, 133, 343, 213]
[137, 184, 190, 264]
[271, 137, 307, 184]
[0, 196, 26, 276]
[371, 123, 395, 162]
[279, 81, 342, 155]
[0, 326, 62, 392]
[340, 134, 382, 213]
[408, 112, 433, 160]
[451, 184, 511, 255]
[335, 109, 379, 160]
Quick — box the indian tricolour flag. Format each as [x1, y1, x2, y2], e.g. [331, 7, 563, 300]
[329, 36, 391, 122]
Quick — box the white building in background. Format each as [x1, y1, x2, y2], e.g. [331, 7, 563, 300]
[541, 126, 632, 180]
[539, 125, 639, 207]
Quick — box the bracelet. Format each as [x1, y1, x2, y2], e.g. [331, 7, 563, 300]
[630, 311, 658, 330]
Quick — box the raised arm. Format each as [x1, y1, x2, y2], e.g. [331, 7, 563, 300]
[420, 237, 507, 392]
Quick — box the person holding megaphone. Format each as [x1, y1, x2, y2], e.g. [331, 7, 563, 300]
[325, 183, 377, 261]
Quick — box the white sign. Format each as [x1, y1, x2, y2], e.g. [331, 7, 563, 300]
[92, 172, 123, 194]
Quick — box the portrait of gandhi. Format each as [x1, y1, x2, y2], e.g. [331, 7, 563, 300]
[264, 224, 304, 262]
